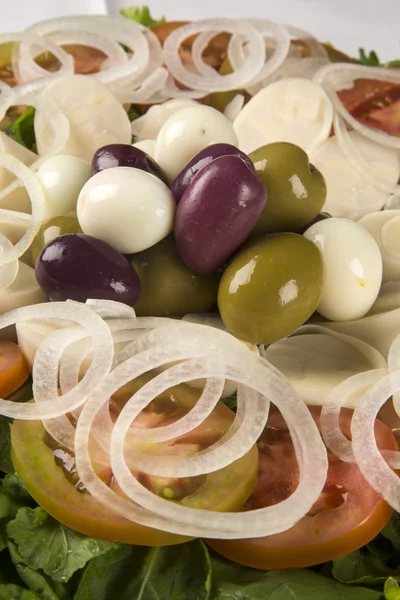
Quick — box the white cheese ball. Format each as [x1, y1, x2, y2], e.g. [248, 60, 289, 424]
[36, 155, 91, 221]
[304, 218, 383, 321]
[155, 105, 238, 182]
[132, 139, 156, 161]
[77, 166, 175, 254]
[233, 78, 333, 155]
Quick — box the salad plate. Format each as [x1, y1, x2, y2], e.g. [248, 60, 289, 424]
[1, 5, 400, 600]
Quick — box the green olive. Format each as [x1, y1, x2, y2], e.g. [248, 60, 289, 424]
[249, 142, 327, 234]
[30, 214, 82, 264]
[218, 233, 323, 345]
[131, 236, 221, 317]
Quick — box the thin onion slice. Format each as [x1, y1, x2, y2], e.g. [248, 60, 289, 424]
[0, 301, 113, 419]
[352, 369, 400, 511]
[314, 62, 400, 149]
[0, 153, 44, 265]
[164, 19, 265, 93]
[0, 233, 19, 289]
[74, 324, 327, 539]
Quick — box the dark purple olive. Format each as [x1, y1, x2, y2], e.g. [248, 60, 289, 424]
[35, 233, 141, 305]
[170, 143, 255, 202]
[92, 144, 168, 184]
[297, 212, 331, 234]
[174, 155, 266, 274]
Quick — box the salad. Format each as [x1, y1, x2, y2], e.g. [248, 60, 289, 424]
[1, 4, 400, 599]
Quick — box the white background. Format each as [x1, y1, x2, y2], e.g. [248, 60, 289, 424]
[1, 0, 399, 62]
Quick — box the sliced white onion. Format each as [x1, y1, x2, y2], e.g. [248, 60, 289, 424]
[314, 62, 400, 149]
[0, 233, 19, 289]
[368, 281, 400, 316]
[352, 369, 400, 511]
[0, 301, 113, 419]
[164, 20, 265, 93]
[0, 153, 44, 265]
[285, 25, 328, 59]
[320, 369, 387, 463]
[15, 33, 74, 83]
[74, 328, 327, 538]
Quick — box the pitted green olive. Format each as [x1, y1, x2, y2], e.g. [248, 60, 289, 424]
[131, 236, 220, 317]
[218, 233, 324, 345]
[249, 142, 327, 234]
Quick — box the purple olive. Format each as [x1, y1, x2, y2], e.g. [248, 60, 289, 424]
[92, 144, 168, 184]
[174, 155, 266, 274]
[35, 233, 141, 305]
[297, 212, 331, 234]
[170, 143, 255, 202]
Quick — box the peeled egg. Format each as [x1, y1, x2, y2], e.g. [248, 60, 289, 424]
[132, 140, 156, 160]
[36, 155, 91, 221]
[131, 99, 198, 141]
[77, 166, 175, 254]
[155, 105, 238, 182]
[303, 218, 383, 321]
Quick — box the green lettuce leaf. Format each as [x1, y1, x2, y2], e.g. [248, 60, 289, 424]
[120, 5, 165, 28]
[4, 107, 36, 152]
[7, 540, 69, 600]
[332, 549, 399, 586]
[0, 583, 40, 600]
[74, 539, 211, 600]
[210, 554, 382, 599]
[7, 508, 118, 583]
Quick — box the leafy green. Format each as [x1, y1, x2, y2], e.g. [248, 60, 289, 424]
[7, 508, 118, 583]
[222, 392, 237, 412]
[332, 549, 399, 586]
[0, 417, 13, 474]
[356, 47, 400, 68]
[7, 540, 69, 600]
[120, 5, 165, 28]
[75, 539, 211, 600]
[4, 107, 36, 152]
[0, 583, 40, 600]
[127, 105, 142, 123]
[0, 475, 32, 553]
[210, 554, 382, 599]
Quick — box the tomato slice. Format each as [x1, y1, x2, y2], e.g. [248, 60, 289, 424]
[11, 377, 258, 546]
[207, 406, 397, 569]
[0, 340, 29, 398]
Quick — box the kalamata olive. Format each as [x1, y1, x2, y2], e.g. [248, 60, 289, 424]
[170, 143, 255, 202]
[296, 212, 331, 234]
[174, 155, 266, 274]
[35, 233, 141, 305]
[31, 214, 82, 265]
[91, 144, 168, 184]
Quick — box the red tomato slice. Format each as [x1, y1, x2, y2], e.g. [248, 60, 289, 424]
[207, 406, 397, 569]
[0, 340, 29, 398]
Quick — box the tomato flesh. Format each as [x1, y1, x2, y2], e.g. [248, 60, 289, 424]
[11, 377, 258, 546]
[0, 340, 29, 398]
[207, 406, 397, 569]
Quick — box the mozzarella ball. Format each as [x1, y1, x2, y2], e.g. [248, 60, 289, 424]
[304, 218, 383, 321]
[36, 155, 91, 221]
[155, 105, 238, 181]
[132, 139, 156, 160]
[77, 166, 175, 254]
